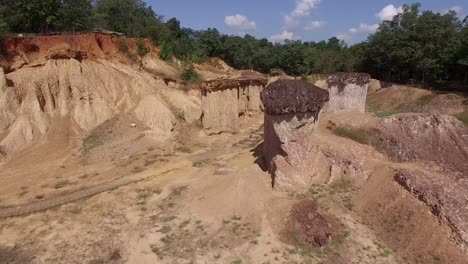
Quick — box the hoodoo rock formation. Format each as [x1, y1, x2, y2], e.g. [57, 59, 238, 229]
[327, 73, 370, 113]
[261, 80, 329, 192]
[200, 71, 267, 135]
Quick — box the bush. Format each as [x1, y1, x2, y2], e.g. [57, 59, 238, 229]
[180, 59, 200, 83]
[137, 38, 149, 57]
[159, 41, 173, 60]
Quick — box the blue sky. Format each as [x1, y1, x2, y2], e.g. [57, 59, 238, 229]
[148, 0, 466, 44]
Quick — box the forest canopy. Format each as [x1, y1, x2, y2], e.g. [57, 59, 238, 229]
[0, 1, 467, 89]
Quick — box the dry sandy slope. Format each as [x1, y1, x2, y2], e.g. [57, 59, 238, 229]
[0, 112, 466, 264]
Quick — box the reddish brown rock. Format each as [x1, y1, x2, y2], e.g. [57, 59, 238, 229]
[327, 72, 370, 113]
[261, 80, 329, 192]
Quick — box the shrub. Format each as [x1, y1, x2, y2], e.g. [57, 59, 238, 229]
[159, 41, 173, 60]
[137, 38, 149, 57]
[180, 59, 200, 83]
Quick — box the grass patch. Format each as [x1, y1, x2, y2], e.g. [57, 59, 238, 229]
[454, 111, 468, 125]
[333, 127, 369, 144]
[332, 126, 385, 147]
[417, 94, 434, 106]
[290, 232, 299, 242]
[175, 146, 192, 153]
[54, 180, 72, 189]
[372, 110, 402, 118]
[82, 133, 102, 153]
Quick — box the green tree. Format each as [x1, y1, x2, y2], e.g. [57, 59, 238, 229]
[1, 0, 61, 32]
[57, 0, 93, 31]
[93, 0, 165, 40]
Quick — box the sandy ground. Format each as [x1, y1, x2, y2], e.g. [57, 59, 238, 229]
[0, 112, 467, 264]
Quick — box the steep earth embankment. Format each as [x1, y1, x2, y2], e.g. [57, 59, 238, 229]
[0, 33, 155, 71]
[0, 34, 208, 161]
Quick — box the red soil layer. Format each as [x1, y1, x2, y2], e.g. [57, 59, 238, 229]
[0, 33, 158, 70]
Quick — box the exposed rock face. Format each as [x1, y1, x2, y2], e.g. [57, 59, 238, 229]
[200, 71, 267, 135]
[0, 68, 16, 133]
[160, 88, 202, 124]
[395, 169, 468, 249]
[0, 58, 199, 156]
[261, 80, 329, 192]
[0, 33, 155, 71]
[0, 145, 7, 162]
[201, 88, 239, 135]
[376, 114, 468, 173]
[368, 78, 382, 94]
[326, 73, 370, 113]
[247, 85, 263, 112]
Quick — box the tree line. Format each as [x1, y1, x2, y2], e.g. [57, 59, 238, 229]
[0, 1, 467, 89]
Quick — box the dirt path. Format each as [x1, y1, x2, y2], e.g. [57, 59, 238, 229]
[0, 124, 264, 220]
[0, 160, 191, 219]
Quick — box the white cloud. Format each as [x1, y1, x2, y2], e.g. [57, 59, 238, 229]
[224, 14, 256, 34]
[270, 0, 322, 42]
[336, 33, 352, 42]
[443, 5, 463, 15]
[376, 4, 403, 21]
[337, 23, 379, 43]
[304, 20, 326, 31]
[291, 0, 321, 18]
[349, 23, 379, 34]
[284, 15, 300, 31]
[269, 31, 300, 43]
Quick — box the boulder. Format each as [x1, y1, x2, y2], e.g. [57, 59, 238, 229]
[261, 80, 329, 192]
[327, 73, 370, 113]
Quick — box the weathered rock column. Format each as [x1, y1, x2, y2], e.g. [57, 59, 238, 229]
[200, 73, 267, 134]
[326, 73, 370, 113]
[261, 80, 329, 192]
[247, 84, 263, 112]
[201, 86, 240, 135]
